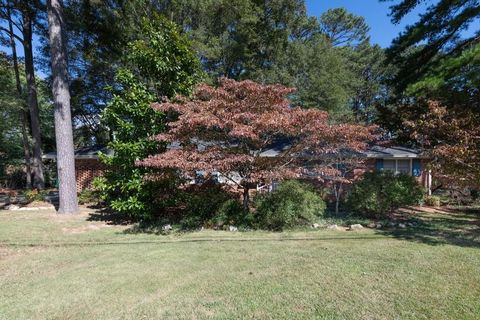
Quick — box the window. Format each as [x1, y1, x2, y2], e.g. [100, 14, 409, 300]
[381, 159, 411, 175]
[384, 160, 396, 172]
[397, 160, 410, 174]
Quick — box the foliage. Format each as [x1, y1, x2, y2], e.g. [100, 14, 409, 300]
[385, 0, 480, 93]
[126, 14, 203, 98]
[77, 189, 100, 205]
[138, 79, 376, 211]
[95, 17, 202, 219]
[254, 180, 326, 230]
[275, 34, 355, 118]
[347, 171, 424, 218]
[404, 101, 480, 187]
[424, 195, 441, 207]
[23, 189, 48, 203]
[319, 7, 369, 47]
[176, 184, 246, 229]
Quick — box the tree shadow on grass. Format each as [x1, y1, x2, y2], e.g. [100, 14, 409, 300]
[86, 206, 134, 226]
[377, 207, 480, 248]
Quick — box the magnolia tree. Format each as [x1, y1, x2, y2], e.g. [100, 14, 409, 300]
[138, 79, 376, 210]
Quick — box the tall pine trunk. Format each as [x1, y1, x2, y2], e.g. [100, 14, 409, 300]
[7, 6, 32, 189]
[47, 0, 79, 214]
[21, 8, 44, 189]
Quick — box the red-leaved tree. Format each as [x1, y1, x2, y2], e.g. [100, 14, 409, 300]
[138, 79, 376, 210]
[405, 101, 480, 188]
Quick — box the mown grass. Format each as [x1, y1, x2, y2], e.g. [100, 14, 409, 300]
[0, 207, 479, 320]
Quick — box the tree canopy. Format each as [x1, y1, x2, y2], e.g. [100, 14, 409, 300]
[138, 78, 376, 210]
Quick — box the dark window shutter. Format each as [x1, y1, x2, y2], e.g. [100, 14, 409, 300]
[375, 159, 384, 170]
[412, 159, 422, 177]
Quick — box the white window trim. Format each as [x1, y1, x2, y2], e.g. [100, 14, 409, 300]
[383, 159, 412, 176]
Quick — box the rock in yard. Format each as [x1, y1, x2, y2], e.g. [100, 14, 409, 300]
[375, 223, 383, 229]
[6, 204, 20, 210]
[349, 224, 364, 231]
[162, 224, 173, 231]
[398, 223, 407, 229]
[229, 226, 238, 232]
[367, 222, 376, 228]
[327, 224, 342, 231]
[312, 223, 321, 229]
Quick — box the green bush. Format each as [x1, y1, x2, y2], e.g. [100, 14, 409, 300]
[424, 195, 441, 207]
[178, 184, 246, 229]
[23, 189, 48, 203]
[254, 180, 326, 231]
[78, 189, 101, 205]
[347, 171, 424, 218]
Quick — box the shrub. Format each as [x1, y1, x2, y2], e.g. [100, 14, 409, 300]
[217, 199, 257, 228]
[254, 180, 326, 231]
[78, 189, 100, 205]
[424, 195, 441, 207]
[347, 171, 424, 218]
[23, 189, 48, 203]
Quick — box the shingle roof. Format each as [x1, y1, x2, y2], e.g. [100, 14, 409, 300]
[364, 146, 423, 158]
[43, 144, 425, 161]
[42, 145, 113, 160]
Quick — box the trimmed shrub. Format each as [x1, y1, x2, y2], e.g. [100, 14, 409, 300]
[78, 189, 101, 205]
[254, 180, 326, 231]
[23, 189, 48, 203]
[424, 195, 441, 207]
[178, 184, 246, 229]
[347, 171, 424, 218]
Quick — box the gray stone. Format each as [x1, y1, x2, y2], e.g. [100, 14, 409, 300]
[162, 224, 173, 231]
[375, 223, 383, 229]
[229, 226, 238, 232]
[312, 223, 321, 229]
[367, 222, 376, 228]
[327, 224, 341, 231]
[398, 223, 407, 229]
[6, 204, 20, 210]
[349, 224, 364, 231]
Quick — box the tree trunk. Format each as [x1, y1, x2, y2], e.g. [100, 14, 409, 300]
[7, 6, 32, 189]
[21, 113, 32, 188]
[335, 195, 340, 216]
[334, 183, 343, 216]
[22, 8, 44, 189]
[243, 187, 250, 212]
[47, 0, 79, 214]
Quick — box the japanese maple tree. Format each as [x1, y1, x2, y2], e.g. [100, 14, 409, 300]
[138, 79, 376, 210]
[405, 101, 480, 188]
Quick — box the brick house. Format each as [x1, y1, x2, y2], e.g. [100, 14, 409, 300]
[44, 144, 432, 194]
[43, 146, 112, 192]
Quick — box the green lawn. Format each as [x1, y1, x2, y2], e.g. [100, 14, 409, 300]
[0, 207, 479, 320]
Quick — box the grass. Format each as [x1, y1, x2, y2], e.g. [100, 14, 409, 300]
[0, 207, 479, 319]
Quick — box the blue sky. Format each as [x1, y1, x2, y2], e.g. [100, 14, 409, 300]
[305, 0, 426, 47]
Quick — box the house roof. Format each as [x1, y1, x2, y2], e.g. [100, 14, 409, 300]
[42, 144, 425, 161]
[42, 145, 113, 160]
[363, 146, 424, 159]
[258, 141, 424, 159]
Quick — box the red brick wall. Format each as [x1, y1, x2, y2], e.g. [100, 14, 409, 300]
[75, 159, 107, 192]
